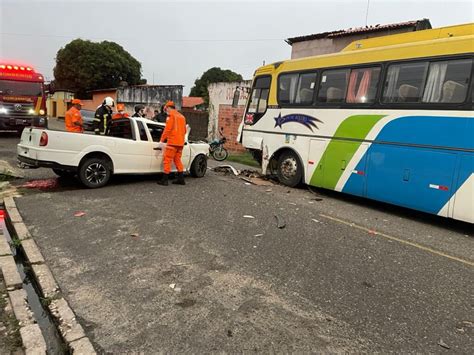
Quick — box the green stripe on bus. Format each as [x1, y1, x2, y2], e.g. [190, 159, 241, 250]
[310, 114, 386, 188]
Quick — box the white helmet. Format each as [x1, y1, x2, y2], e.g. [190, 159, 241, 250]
[103, 96, 115, 107]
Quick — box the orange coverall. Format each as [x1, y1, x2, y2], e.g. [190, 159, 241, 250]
[160, 109, 187, 174]
[65, 106, 83, 133]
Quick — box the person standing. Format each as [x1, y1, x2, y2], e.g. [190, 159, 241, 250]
[113, 103, 130, 119]
[132, 104, 146, 118]
[154, 105, 168, 123]
[94, 96, 114, 135]
[157, 101, 187, 186]
[65, 99, 84, 133]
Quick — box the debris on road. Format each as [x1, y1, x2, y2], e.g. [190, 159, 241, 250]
[169, 283, 176, 289]
[368, 230, 378, 235]
[311, 219, 320, 223]
[130, 233, 139, 239]
[438, 339, 450, 349]
[274, 214, 286, 229]
[74, 211, 86, 217]
[254, 234, 264, 237]
[213, 165, 240, 176]
[243, 215, 255, 219]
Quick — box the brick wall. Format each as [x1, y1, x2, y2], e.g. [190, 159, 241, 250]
[217, 104, 245, 153]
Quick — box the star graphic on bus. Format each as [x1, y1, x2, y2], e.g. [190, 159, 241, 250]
[274, 113, 322, 132]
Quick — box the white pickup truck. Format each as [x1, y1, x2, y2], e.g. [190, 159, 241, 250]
[17, 117, 209, 188]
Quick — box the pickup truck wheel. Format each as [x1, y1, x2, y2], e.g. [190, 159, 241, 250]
[78, 158, 111, 188]
[190, 154, 207, 178]
[52, 169, 76, 178]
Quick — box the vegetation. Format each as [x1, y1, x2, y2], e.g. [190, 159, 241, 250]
[190, 67, 243, 106]
[226, 152, 260, 167]
[54, 39, 144, 97]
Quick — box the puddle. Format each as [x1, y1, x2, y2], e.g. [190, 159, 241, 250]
[0, 208, 68, 354]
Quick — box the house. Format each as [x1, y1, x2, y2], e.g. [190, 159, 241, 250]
[286, 19, 432, 59]
[182, 96, 205, 111]
[46, 90, 74, 118]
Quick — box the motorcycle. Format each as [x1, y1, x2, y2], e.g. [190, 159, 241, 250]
[209, 128, 228, 161]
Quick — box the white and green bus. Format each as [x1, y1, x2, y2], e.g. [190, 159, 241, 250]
[240, 23, 473, 223]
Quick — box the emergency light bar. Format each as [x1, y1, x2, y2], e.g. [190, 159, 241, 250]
[0, 64, 34, 71]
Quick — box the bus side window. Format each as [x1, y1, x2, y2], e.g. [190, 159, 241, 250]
[382, 62, 428, 103]
[278, 73, 298, 105]
[346, 67, 380, 104]
[422, 59, 472, 103]
[317, 69, 350, 103]
[295, 72, 317, 105]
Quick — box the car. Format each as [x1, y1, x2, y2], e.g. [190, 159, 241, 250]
[17, 117, 210, 188]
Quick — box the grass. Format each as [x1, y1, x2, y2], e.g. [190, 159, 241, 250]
[226, 152, 260, 168]
[0, 274, 22, 352]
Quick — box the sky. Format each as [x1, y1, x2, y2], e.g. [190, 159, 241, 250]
[0, 0, 472, 95]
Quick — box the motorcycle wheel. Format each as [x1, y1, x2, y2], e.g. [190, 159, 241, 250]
[212, 147, 228, 161]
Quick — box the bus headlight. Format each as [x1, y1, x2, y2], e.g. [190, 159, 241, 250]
[28, 108, 35, 115]
[39, 109, 45, 115]
[0, 107, 8, 114]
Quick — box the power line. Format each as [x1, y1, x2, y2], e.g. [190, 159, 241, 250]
[365, 0, 370, 26]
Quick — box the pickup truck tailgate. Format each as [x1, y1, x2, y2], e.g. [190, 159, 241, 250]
[17, 127, 44, 159]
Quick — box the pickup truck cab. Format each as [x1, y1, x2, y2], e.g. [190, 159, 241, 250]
[17, 117, 209, 188]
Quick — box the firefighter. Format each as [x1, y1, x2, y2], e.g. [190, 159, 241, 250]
[157, 101, 187, 186]
[65, 99, 84, 133]
[112, 103, 130, 119]
[94, 96, 114, 135]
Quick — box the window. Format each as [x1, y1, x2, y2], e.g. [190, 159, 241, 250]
[136, 121, 149, 141]
[245, 76, 271, 125]
[147, 123, 163, 142]
[346, 67, 381, 104]
[278, 73, 298, 104]
[422, 59, 472, 103]
[278, 72, 317, 105]
[317, 69, 350, 103]
[383, 62, 428, 103]
[248, 76, 271, 114]
[108, 119, 134, 140]
[0, 80, 43, 96]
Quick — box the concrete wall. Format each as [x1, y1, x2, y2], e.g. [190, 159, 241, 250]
[81, 90, 117, 112]
[290, 28, 414, 58]
[208, 81, 251, 147]
[117, 85, 183, 119]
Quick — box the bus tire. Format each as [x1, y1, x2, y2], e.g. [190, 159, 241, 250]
[78, 157, 111, 188]
[277, 150, 302, 187]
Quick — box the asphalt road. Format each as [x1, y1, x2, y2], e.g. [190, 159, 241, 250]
[1, 129, 473, 353]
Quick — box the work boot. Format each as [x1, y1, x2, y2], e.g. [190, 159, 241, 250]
[172, 172, 186, 185]
[157, 174, 169, 186]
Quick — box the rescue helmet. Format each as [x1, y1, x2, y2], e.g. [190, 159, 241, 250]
[116, 103, 125, 112]
[164, 100, 175, 109]
[71, 99, 83, 105]
[103, 96, 115, 107]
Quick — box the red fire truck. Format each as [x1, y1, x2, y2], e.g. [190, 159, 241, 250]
[0, 63, 47, 133]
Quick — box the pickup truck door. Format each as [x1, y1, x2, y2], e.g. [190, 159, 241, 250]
[146, 123, 165, 172]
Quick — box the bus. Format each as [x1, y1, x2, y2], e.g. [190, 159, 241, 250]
[240, 23, 473, 223]
[0, 63, 47, 133]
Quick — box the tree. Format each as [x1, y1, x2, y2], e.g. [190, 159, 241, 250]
[190, 67, 243, 105]
[54, 39, 143, 98]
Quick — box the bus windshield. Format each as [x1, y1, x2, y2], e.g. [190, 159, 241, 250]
[0, 80, 43, 96]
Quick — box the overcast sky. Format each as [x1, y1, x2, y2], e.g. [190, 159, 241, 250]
[1, 0, 472, 95]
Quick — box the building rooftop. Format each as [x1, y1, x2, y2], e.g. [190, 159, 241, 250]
[183, 96, 204, 108]
[285, 19, 432, 45]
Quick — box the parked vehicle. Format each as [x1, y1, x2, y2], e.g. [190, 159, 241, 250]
[0, 63, 47, 134]
[17, 117, 209, 188]
[209, 127, 228, 161]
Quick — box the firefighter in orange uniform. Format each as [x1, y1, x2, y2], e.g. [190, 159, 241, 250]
[112, 103, 130, 119]
[65, 99, 84, 133]
[157, 101, 187, 186]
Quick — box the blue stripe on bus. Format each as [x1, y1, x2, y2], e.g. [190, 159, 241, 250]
[342, 116, 473, 215]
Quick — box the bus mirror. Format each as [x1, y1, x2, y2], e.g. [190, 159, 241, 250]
[232, 89, 240, 108]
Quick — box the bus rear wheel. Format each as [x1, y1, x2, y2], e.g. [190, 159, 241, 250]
[276, 150, 302, 187]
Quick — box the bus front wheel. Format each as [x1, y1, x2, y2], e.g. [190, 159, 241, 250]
[276, 150, 302, 187]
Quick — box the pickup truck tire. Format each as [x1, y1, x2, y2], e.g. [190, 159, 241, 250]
[190, 154, 207, 178]
[78, 157, 111, 188]
[52, 169, 76, 178]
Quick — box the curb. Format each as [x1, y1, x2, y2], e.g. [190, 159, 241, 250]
[2, 197, 97, 354]
[0, 212, 47, 353]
